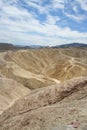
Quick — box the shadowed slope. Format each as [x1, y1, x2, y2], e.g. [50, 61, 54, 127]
[0, 77, 87, 130]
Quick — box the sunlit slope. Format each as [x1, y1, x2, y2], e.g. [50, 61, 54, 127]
[0, 77, 30, 114]
[0, 77, 87, 130]
[0, 47, 87, 89]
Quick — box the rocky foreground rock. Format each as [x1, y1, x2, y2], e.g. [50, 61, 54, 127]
[0, 77, 87, 130]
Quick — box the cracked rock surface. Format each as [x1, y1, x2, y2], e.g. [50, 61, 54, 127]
[0, 77, 87, 130]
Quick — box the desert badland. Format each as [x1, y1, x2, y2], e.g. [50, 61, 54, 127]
[0, 44, 87, 130]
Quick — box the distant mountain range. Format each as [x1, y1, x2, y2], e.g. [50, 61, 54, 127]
[0, 42, 87, 51]
[52, 43, 87, 48]
[0, 43, 47, 51]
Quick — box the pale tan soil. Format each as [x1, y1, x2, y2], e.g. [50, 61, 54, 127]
[0, 48, 87, 129]
[0, 77, 30, 114]
[0, 48, 87, 90]
[0, 77, 87, 130]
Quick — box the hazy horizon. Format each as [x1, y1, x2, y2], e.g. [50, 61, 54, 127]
[0, 0, 87, 46]
[0, 42, 87, 47]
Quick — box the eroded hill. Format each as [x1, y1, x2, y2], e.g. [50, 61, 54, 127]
[0, 47, 87, 129]
[0, 77, 30, 114]
[0, 77, 87, 130]
[0, 47, 87, 89]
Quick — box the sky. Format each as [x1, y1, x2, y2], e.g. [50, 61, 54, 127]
[0, 0, 87, 46]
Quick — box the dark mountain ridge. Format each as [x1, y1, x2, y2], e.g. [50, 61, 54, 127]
[52, 43, 87, 48]
[0, 42, 87, 51]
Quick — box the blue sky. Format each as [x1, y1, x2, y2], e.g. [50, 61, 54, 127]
[0, 0, 87, 46]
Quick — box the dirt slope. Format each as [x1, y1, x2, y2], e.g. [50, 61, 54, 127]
[0, 77, 87, 130]
[0, 47, 87, 89]
[0, 47, 87, 129]
[0, 77, 30, 114]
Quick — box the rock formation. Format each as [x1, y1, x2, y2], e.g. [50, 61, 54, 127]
[0, 77, 87, 130]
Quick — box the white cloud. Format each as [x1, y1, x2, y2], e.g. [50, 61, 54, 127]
[76, 0, 87, 11]
[0, 28, 87, 46]
[26, 1, 47, 14]
[52, 0, 65, 9]
[62, 0, 86, 22]
[73, 5, 79, 13]
[46, 14, 60, 25]
[2, 6, 30, 19]
[27, 0, 42, 5]
[64, 12, 85, 22]
[0, 0, 87, 46]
